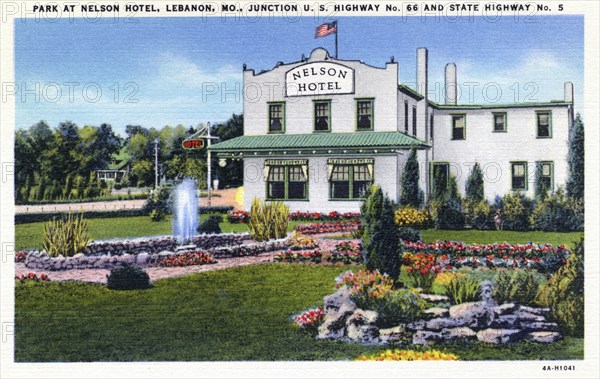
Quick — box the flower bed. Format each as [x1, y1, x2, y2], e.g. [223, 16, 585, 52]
[402, 240, 569, 272]
[15, 273, 50, 283]
[158, 251, 216, 267]
[326, 241, 363, 264]
[274, 249, 322, 263]
[295, 220, 360, 235]
[293, 307, 325, 331]
[288, 233, 319, 250]
[357, 349, 458, 361]
[394, 207, 431, 228]
[227, 210, 361, 224]
[227, 210, 250, 223]
[14, 251, 28, 263]
[208, 239, 289, 258]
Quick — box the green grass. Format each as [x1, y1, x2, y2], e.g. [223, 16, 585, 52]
[14, 215, 306, 250]
[421, 229, 583, 249]
[15, 264, 583, 362]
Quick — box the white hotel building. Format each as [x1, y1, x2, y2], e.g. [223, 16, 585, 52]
[210, 48, 575, 212]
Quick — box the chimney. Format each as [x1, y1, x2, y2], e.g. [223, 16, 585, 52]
[564, 81, 574, 103]
[416, 48, 428, 96]
[445, 63, 457, 105]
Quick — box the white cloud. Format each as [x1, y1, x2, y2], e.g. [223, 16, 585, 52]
[155, 52, 241, 88]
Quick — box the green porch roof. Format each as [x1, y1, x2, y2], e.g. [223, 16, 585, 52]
[209, 131, 430, 156]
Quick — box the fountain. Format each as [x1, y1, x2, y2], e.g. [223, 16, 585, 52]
[173, 177, 199, 247]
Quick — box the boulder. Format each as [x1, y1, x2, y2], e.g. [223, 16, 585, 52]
[379, 325, 406, 344]
[317, 303, 356, 340]
[425, 317, 467, 331]
[526, 331, 562, 343]
[476, 328, 524, 344]
[519, 321, 559, 332]
[519, 306, 551, 317]
[136, 252, 149, 265]
[424, 307, 449, 318]
[515, 311, 546, 322]
[491, 315, 519, 329]
[345, 309, 380, 345]
[419, 294, 450, 303]
[406, 320, 426, 331]
[494, 303, 518, 315]
[449, 302, 495, 328]
[413, 330, 444, 345]
[440, 327, 477, 341]
[323, 287, 355, 313]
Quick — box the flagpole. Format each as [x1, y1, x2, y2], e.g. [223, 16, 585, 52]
[335, 21, 338, 58]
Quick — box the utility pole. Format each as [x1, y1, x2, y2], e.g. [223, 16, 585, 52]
[206, 122, 212, 206]
[153, 138, 159, 189]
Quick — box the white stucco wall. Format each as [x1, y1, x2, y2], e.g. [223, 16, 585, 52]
[243, 155, 402, 212]
[429, 106, 571, 200]
[243, 48, 399, 136]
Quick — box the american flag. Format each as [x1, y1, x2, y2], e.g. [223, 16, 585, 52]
[315, 21, 337, 38]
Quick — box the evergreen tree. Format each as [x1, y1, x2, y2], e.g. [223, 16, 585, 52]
[534, 161, 550, 201]
[566, 114, 584, 200]
[465, 163, 484, 203]
[361, 186, 401, 281]
[400, 148, 422, 208]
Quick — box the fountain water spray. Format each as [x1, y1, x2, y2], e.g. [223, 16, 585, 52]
[173, 178, 199, 244]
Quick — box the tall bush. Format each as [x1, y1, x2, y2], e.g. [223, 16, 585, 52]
[42, 211, 90, 257]
[248, 198, 289, 241]
[566, 114, 584, 200]
[400, 148, 423, 208]
[143, 185, 172, 221]
[501, 192, 533, 231]
[494, 270, 541, 306]
[537, 239, 584, 337]
[361, 186, 401, 281]
[530, 187, 584, 231]
[465, 162, 484, 203]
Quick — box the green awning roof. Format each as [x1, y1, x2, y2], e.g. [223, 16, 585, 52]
[209, 131, 430, 156]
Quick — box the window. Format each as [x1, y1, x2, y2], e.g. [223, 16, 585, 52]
[431, 162, 449, 198]
[268, 102, 285, 133]
[493, 112, 507, 132]
[537, 161, 554, 191]
[265, 160, 308, 200]
[451, 114, 465, 140]
[412, 106, 417, 136]
[356, 99, 374, 130]
[404, 101, 409, 133]
[511, 162, 528, 190]
[329, 159, 374, 200]
[537, 111, 552, 138]
[430, 114, 434, 141]
[314, 101, 331, 132]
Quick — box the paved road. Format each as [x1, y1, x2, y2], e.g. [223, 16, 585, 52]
[15, 188, 242, 214]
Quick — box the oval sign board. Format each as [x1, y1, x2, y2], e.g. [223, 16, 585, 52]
[182, 139, 205, 150]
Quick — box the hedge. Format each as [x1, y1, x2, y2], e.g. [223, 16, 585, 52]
[15, 206, 234, 225]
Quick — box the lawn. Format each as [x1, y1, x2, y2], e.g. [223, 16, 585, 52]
[14, 215, 306, 250]
[15, 214, 583, 251]
[15, 264, 583, 362]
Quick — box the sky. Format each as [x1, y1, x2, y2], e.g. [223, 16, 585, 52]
[15, 15, 584, 137]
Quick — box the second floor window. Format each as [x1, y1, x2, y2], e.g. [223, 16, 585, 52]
[493, 112, 507, 132]
[356, 99, 374, 130]
[452, 114, 466, 140]
[268, 102, 285, 133]
[537, 111, 552, 138]
[314, 101, 330, 132]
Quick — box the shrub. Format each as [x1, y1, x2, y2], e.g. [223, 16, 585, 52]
[357, 349, 458, 361]
[198, 215, 223, 234]
[107, 264, 152, 290]
[443, 275, 481, 305]
[530, 188, 584, 231]
[42, 211, 90, 257]
[493, 270, 541, 306]
[248, 198, 289, 241]
[465, 162, 485, 203]
[372, 289, 425, 328]
[566, 114, 584, 200]
[537, 239, 584, 337]
[398, 227, 422, 242]
[400, 148, 423, 208]
[394, 207, 430, 228]
[501, 192, 534, 231]
[435, 199, 465, 230]
[361, 186, 401, 281]
[470, 200, 493, 230]
[143, 186, 172, 222]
